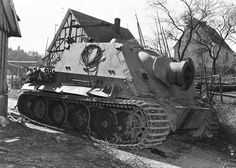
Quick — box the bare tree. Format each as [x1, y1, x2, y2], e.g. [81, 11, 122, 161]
[148, 0, 220, 61]
[192, 3, 236, 74]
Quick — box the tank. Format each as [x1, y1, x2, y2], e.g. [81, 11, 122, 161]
[17, 41, 213, 148]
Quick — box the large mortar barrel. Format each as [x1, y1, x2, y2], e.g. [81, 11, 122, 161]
[139, 51, 194, 90]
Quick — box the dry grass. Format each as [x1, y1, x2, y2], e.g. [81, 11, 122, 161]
[215, 103, 236, 134]
[100, 142, 150, 168]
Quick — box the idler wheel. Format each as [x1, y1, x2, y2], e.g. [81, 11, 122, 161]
[69, 104, 89, 132]
[50, 102, 67, 126]
[91, 108, 117, 142]
[32, 97, 47, 120]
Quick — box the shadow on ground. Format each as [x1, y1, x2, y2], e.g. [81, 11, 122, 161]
[0, 122, 129, 168]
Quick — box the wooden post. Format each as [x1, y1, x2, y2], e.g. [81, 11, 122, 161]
[0, 30, 8, 117]
[0, 94, 8, 116]
[204, 67, 209, 99]
[0, 0, 21, 119]
[200, 65, 203, 95]
[209, 74, 214, 103]
[219, 74, 223, 103]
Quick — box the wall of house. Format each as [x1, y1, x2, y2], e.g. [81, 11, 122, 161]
[215, 46, 234, 68]
[173, 26, 235, 75]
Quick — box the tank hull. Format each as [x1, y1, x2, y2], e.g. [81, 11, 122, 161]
[17, 42, 216, 148]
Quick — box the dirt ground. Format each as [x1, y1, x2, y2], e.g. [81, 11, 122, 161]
[2, 89, 236, 168]
[0, 122, 130, 168]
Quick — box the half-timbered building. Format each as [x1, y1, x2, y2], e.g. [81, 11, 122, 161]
[45, 9, 136, 65]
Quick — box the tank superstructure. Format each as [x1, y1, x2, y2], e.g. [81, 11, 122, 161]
[17, 41, 211, 148]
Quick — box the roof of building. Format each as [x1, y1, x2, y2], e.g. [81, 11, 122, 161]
[70, 9, 135, 42]
[2, 0, 21, 37]
[47, 9, 138, 54]
[173, 18, 234, 52]
[198, 21, 233, 52]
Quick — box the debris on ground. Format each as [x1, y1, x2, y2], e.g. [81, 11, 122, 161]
[0, 116, 10, 128]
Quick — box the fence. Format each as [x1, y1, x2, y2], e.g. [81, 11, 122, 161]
[7, 75, 23, 89]
[195, 75, 236, 103]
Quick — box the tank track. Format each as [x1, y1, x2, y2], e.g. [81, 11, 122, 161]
[17, 90, 170, 148]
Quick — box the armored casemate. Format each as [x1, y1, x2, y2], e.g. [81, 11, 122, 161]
[18, 40, 213, 148]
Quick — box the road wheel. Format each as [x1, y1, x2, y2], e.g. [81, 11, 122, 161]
[69, 103, 89, 132]
[91, 108, 117, 142]
[32, 97, 47, 120]
[50, 102, 67, 126]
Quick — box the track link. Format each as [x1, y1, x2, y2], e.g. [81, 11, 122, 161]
[17, 90, 170, 148]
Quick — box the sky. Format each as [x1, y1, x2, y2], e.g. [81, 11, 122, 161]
[8, 0, 236, 55]
[9, 0, 156, 55]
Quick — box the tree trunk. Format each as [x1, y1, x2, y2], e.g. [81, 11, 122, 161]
[212, 58, 216, 75]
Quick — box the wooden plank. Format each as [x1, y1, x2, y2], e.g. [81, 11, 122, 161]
[0, 31, 2, 70]
[0, 30, 7, 93]
[214, 92, 236, 99]
[8, 60, 38, 63]
[3, 31, 7, 88]
[0, 1, 3, 27]
[0, 31, 3, 92]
